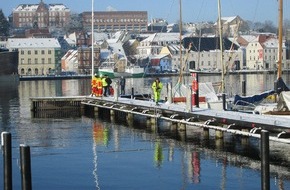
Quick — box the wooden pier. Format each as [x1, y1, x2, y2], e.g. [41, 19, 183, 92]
[30, 95, 290, 144]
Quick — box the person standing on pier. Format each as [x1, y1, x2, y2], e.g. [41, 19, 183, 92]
[120, 76, 126, 95]
[91, 74, 98, 97]
[96, 74, 103, 96]
[152, 77, 163, 105]
[105, 75, 112, 95]
[91, 74, 103, 97]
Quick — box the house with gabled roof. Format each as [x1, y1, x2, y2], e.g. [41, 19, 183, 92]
[182, 37, 243, 71]
[214, 16, 244, 37]
[246, 34, 290, 70]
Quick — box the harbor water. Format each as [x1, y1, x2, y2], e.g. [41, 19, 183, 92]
[0, 73, 290, 189]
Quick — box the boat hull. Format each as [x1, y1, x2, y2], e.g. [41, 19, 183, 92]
[98, 68, 144, 78]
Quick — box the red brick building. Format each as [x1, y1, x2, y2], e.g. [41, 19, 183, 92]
[12, 0, 70, 28]
[82, 11, 148, 32]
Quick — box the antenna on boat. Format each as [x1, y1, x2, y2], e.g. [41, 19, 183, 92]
[91, 0, 94, 79]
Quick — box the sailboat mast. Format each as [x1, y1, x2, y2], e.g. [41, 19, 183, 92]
[178, 0, 183, 81]
[277, 0, 283, 79]
[91, 0, 94, 79]
[218, 0, 225, 93]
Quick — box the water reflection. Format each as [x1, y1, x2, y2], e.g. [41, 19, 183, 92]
[191, 152, 200, 184]
[154, 141, 164, 168]
[92, 120, 105, 190]
[0, 79, 19, 130]
[1, 75, 290, 189]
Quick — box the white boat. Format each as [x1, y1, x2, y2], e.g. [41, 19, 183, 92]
[125, 66, 144, 78]
[98, 62, 144, 78]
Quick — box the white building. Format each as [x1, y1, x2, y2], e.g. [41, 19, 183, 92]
[246, 34, 289, 70]
[6, 38, 61, 75]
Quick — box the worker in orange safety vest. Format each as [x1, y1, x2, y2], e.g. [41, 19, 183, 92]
[91, 74, 103, 97]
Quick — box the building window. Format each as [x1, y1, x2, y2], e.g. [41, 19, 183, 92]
[48, 50, 51, 54]
[42, 58, 45, 64]
[28, 50, 31, 55]
[48, 58, 52, 64]
[28, 58, 31, 64]
[35, 50, 38, 54]
[21, 50, 24, 54]
[41, 50, 45, 54]
[35, 58, 38, 64]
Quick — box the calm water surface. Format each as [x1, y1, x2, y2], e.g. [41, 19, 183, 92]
[0, 74, 290, 189]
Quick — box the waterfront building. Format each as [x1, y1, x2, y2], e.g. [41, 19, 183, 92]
[137, 33, 180, 56]
[159, 44, 185, 71]
[12, 0, 70, 29]
[148, 54, 172, 73]
[185, 37, 243, 72]
[245, 34, 290, 70]
[6, 38, 62, 75]
[81, 11, 148, 32]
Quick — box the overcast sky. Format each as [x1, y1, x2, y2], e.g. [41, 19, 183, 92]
[2, 0, 290, 25]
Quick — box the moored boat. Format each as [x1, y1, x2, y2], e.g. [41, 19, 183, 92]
[98, 64, 144, 78]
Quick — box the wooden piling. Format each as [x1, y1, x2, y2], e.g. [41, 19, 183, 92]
[203, 128, 209, 140]
[241, 129, 249, 146]
[177, 123, 186, 131]
[94, 107, 99, 117]
[215, 130, 224, 139]
[261, 130, 270, 190]
[20, 144, 32, 190]
[169, 122, 177, 132]
[215, 138, 224, 149]
[2, 132, 12, 190]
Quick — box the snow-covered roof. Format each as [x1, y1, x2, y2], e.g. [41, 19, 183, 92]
[49, 4, 70, 11]
[240, 35, 257, 43]
[94, 32, 109, 42]
[222, 16, 237, 24]
[14, 3, 69, 12]
[263, 38, 282, 48]
[7, 38, 61, 49]
[107, 41, 125, 55]
[154, 33, 180, 42]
